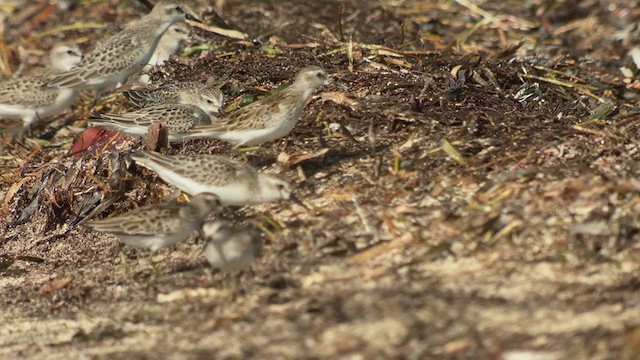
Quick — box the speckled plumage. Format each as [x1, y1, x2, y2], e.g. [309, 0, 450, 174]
[149, 22, 190, 67]
[202, 221, 262, 271]
[123, 81, 224, 116]
[182, 66, 329, 146]
[45, 0, 197, 97]
[138, 22, 191, 83]
[85, 192, 221, 251]
[90, 104, 212, 142]
[130, 150, 292, 206]
[0, 45, 82, 131]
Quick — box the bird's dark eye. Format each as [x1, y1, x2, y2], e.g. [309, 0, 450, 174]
[174, 6, 184, 13]
[316, 72, 324, 78]
[207, 100, 213, 104]
[66, 50, 74, 55]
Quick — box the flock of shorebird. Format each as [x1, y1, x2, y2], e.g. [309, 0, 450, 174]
[0, 0, 330, 274]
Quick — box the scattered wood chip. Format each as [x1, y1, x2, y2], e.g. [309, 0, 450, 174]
[382, 57, 413, 69]
[29, 22, 106, 39]
[144, 122, 169, 151]
[186, 19, 248, 40]
[393, 204, 419, 215]
[441, 139, 467, 166]
[482, 68, 501, 91]
[471, 69, 489, 87]
[277, 148, 329, 169]
[15, 255, 45, 263]
[587, 102, 616, 120]
[615, 179, 640, 193]
[362, 59, 409, 74]
[438, 338, 475, 356]
[30, 3, 55, 26]
[0, 259, 14, 273]
[280, 42, 322, 49]
[296, 165, 307, 181]
[57, 161, 81, 190]
[157, 287, 228, 303]
[347, 35, 354, 72]
[502, 350, 562, 360]
[1, 177, 28, 216]
[348, 232, 414, 265]
[620, 66, 635, 79]
[570, 221, 610, 236]
[377, 48, 404, 58]
[571, 125, 621, 140]
[319, 91, 361, 110]
[496, 40, 524, 59]
[398, 136, 427, 154]
[450, 64, 464, 79]
[339, 124, 366, 149]
[39, 276, 72, 294]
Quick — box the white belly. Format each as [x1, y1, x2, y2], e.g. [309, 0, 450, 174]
[0, 103, 35, 119]
[0, 88, 78, 127]
[150, 168, 255, 206]
[222, 120, 299, 146]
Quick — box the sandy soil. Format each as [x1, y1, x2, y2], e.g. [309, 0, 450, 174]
[2, 0, 640, 359]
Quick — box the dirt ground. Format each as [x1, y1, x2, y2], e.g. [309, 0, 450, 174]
[2, 0, 640, 358]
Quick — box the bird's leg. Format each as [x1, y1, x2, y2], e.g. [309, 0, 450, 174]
[212, 241, 240, 292]
[117, 243, 132, 279]
[230, 270, 245, 299]
[92, 93, 101, 107]
[221, 272, 232, 289]
[92, 87, 108, 107]
[221, 271, 243, 298]
[4, 116, 34, 144]
[206, 266, 215, 279]
[148, 251, 163, 279]
[289, 193, 311, 212]
[32, 112, 44, 136]
[2, 126, 26, 144]
[232, 146, 269, 156]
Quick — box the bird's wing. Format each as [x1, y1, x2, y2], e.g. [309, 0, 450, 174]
[85, 201, 184, 236]
[183, 97, 280, 137]
[46, 25, 155, 88]
[0, 70, 59, 106]
[123, 84, 179, 106]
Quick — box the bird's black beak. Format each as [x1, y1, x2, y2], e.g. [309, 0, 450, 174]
[188, 32, 207, 42]
[185, 13, 202, 23]
[289, 193, 309, 211]
[325, 76, 333, 85]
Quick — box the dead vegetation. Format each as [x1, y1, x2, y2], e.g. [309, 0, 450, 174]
[2, 0, 640, 359]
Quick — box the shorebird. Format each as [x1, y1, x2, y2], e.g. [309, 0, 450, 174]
[123, 81, 224, 116]
[138, 22, 191, 83]
[130, 150, 292, 206]
[181, 66, 329, 147]
[44, 0, 199, 99]
[148, 22, 191, 67]
[202, 221, 262, 271]
[0, 45, 82, 134]
[89, 103, 212, 143]
[85, 192, 221, 251]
